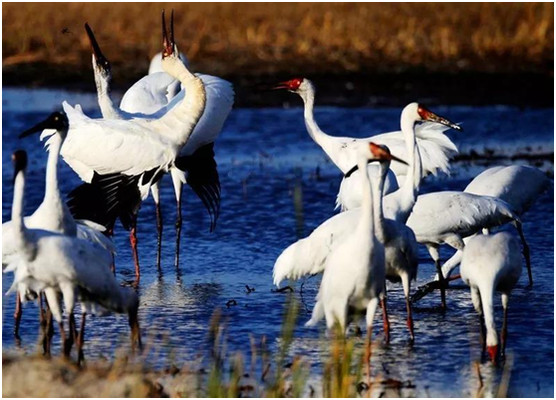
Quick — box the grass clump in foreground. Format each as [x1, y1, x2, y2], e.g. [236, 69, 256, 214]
[3, 293, 515, 397]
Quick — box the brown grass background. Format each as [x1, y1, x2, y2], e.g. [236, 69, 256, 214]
[2, 3, 554, 105]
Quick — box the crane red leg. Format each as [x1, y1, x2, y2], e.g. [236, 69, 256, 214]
[59, 321, 69, 358]
[380, 297, 390, 343]
[44, 305, 53, 356]
[129, 214, 140, 282]
[14, 295, 22, 343]
[405, 296, 415, 343]
[365, 325, 374, 386]
[38, 294, 48, 354]
[77, 313, 87, 366]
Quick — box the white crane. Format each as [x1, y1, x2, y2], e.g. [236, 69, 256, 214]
[305, 143, 390, 342]
[64, 11, 207, 280]
[4, 150, 141, 361]
[271, 78, 460, 210]
[406, 191, 525, 308]
[274, 104, 459, 339]
[428, 165, 550, 286]
[85, 19, 233, 269]
[3, 112, 115, 340]
[460, 231, 522, 363]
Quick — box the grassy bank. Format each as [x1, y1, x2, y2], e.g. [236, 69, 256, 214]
[2, 3, 553, 106]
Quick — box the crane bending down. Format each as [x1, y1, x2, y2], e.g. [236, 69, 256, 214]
[85, 18, 233, 270]
[271, 78, 460, 211]
[406, 190, 527, 308]
[5, 150, 141, 362]
[432, 165, 549, 284]
[274, 103, 460, 340]
[460, 231, 522, 363]
[66, 11, 207, 281]
[3, 112, 115, 340]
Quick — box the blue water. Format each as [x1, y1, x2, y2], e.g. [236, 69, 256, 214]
[2, 88, 554, 397]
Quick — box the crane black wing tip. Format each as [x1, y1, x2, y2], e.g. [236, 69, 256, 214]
[67, 172, 142, 231]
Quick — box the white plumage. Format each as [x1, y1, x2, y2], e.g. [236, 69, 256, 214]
[5, 151, 141, 358]
[305, 143, 386, 336]
[85, 21, 233, 268]
[4, 120, 114, 255]
[460, 231, 522, 363]
[272, 79, 459, 201]
[433, 165, 548, 284]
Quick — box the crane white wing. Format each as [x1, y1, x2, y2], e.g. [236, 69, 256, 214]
[61, 102, 174, 178]
[316, 122, 456, 179]
[120, 72, 177, 116]
[464, 165, 550, 215]
[273, 210, 359, 286]
[76, 223, 115, 254]
[407, 192, 518, 243]
[179, 74, 234, 154]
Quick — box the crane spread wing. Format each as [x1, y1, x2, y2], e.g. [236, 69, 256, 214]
[174, 143, 221, 232]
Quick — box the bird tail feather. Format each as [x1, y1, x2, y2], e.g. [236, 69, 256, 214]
[175, 143, 221, 232]
[305, 299, 325, 327]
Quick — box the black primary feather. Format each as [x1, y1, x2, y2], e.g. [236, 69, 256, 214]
[67, 172, 142, 231]
[174, 142, 221, 232]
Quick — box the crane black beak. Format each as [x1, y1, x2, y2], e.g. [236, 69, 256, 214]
[388, 153, 409, 166]
[19, 119, 50, 139]
[85, 23, 110, 72]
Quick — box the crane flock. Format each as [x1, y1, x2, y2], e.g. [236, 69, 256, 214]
[3, 10, 550, 370]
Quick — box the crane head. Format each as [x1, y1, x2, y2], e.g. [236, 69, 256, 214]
[85, 23, 111, 77]
[162, 9, 176, 59]
[417, 104, 462, 131]
[369, 142, 408, 165]
[272, 77, 304, 92]
[19, 112, 69, 139]
[12, 150, 27, 183]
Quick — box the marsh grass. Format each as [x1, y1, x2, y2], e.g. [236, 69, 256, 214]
[2, 3, 553, 88]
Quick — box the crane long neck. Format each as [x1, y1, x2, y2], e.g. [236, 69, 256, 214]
[44, 133, 63, 202]
[11, 170, 30, 251]
[395, 112, 421, 223]
[358, 156, 375, 238]
[155, 59, 206, 147]
[299, 84, 338, 168]
[93, 61, 123, 120]
[373, 161, 388, 243]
